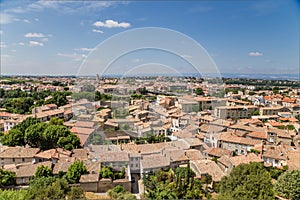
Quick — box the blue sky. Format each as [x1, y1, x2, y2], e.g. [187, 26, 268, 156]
[0, 0, 299, 76]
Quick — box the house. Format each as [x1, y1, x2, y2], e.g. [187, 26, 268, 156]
[34, 148, 72, 164]
[34, 109, 64, 122]
[70, 127, 96, 147]
[203, 148, 232, 158]
[184, 149, 204, 160]
[259, 106, 290, 116]
[162, 147, 189, 168]
[214, 105, 259, 119]
[246, 131, 267, 142]
[129, 153, 142, 173]
[79, 173, 100, 192]
[200, 123, 226, 148]
[75, 121, 97, 129]
[190, 159, 226, 187]
[140, 154, 169, 173]
[218, 132, 261, 155]
[99, 151, 129, 171]
[261, 145, 286, 168]
[7, 161, 52, 185]
[72, 149, 89, 161]
[217, 153, 263, 173]
[178, 100, 199, 113]
[266, 128, 293, 146]
[0, 146, 40, 166]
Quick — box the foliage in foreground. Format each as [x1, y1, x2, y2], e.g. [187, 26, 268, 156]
[143, 165, 204, 200]
[0, 169, 16, 188]
[275, 170, 300, 200]
[108, 185, 136, 200]
[66, 161, 88, 184]
[217, 162, 274, 200]
[0, 176, 86, 200]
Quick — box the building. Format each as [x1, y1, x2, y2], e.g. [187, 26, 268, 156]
[218, 132, 261, 155]
[214, 105, 259, 119]
[0, 146, 40, 166]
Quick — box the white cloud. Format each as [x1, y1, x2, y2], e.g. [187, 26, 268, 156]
[93, 19, 131, 28]
[92, 29, 104, 33]
[25, 32, 45, 38]
[1, 54, 11, 58]
[265, 59, 272, 63]
[181, 54, 192, 59]
[41, 38, 49, 42]
[35, 18, 39, 21]
[248, 51, 263, 56]
[75, 48, 95, 52]
[23, 19, 31, 23]
[18, 42, 25, 46]
[132, 58, 142, 63]
[0, 30, 3, 35]
[29, 41, 44, 47]
[0, 42, 8, 48]
[57, 53, 87, 61]
[0, 13, 13, 24]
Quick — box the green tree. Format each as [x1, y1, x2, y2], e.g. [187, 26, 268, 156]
[28, 177, 70, 200]
[0, 189, 28, 199]
[99, 166, 114, 179]
[194, 87, 204, 95]
[13, 117, 40, 133]
[67, 186, 86, 200]
[25, 122, 49, 148]
[43, 125, 71, 149]
[252, 110, 260, 116]
[275, 170, 300, 200]
[95, 91, 101, 101]
[0, 168, 16, 187]
[34, 165, 53, 178]
[108, 185, 136, 200]
[57, 133, 81, 150]
[49, 117, 64, 125]
[2, 129, 25, 146]
[66, 161, 88, 183]
[218, 162, 274, 200]
[144, 166, 204, 200]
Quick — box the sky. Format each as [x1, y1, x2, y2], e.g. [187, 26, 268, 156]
[0, 0, 299, 76]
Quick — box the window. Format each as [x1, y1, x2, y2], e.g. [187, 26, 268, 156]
[136, 158, 139, 161]
[136, 164, 138, 167]
[131, 164, 133, 167]
[12, 158, 15, 162]
[130, 158, 134, 161]
[22, 158, 25, 162]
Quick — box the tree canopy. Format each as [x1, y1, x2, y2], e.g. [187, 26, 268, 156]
[217, 162, 274, 200]
[3, 117, 81, 150]
[275, 170, 300, 200]
[34, 165, 53, 178]
[194, 87, 204, 95]
[0, 168, 16, 188]
[144, 166, 204, 200]
[66, 161, 88, 183]
[108, 185, 136, 200]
